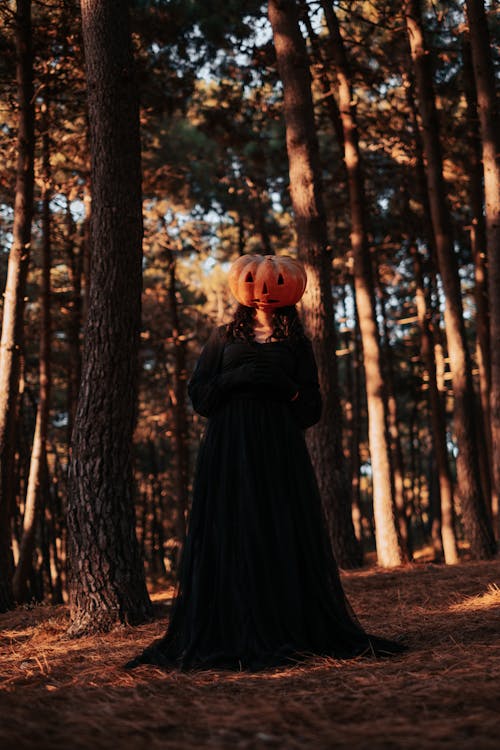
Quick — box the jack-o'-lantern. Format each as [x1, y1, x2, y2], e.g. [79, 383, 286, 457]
[228, 254, 307, 309]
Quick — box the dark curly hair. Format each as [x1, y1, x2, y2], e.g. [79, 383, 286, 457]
[226, 304, 308, 346]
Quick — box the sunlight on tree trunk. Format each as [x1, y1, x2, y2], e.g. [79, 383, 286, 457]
[321, 0, 403, 567]
[465, 0, 500, 539]
[462, 35, 495, 522]
[404, 0, 495, 559]
[268, 0, 362, 568]
[376, 274, 412, 559]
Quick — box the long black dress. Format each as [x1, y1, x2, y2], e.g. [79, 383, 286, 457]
[126, 324, 405, 671]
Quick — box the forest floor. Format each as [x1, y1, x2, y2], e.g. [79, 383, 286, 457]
[1, 557, 499, 750]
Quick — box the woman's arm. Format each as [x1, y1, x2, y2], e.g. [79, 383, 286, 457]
[187, 326, 227, 418]
[289, 339, 322, 429]
[187, 325, 257, 417]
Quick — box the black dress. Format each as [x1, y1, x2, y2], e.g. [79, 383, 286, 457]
[126, 324, 405, 671]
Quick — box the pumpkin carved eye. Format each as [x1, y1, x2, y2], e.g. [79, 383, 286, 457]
[245, 272, 253, 282]
[277, 274, 284, 285]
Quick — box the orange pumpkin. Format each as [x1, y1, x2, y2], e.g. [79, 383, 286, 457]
[228, 254, 307, 309]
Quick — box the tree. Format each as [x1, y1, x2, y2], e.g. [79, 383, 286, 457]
[162, 224, 190, 553]
[320, 0, 403, 567]
[465, 0, 500, 536]
[462, 34, 495, 520]
[404, 0, 495, 559]
[13, 97, 52, 602]
[411, 245, 458, 564]
[0, 0, 35, 612]
[66, 0, 152, 635]
[268, 0, 361, 568]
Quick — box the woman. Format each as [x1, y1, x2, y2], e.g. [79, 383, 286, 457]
[126, 254, 405, 671]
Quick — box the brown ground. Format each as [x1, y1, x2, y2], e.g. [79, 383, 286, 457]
[1, 559, 499, 750]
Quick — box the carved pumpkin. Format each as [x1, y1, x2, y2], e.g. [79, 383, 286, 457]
[228, 254, 307, 309]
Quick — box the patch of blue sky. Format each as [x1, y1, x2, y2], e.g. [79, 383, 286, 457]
[0, 203, 14, 253]
[197, 16, 272, 85]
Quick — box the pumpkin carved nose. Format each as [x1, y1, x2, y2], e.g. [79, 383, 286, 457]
[262, 282, 268, 294]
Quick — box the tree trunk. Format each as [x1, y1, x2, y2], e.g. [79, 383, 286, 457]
[0, 0, 35, 612]
[163, 236, 189, 552]
[465, 0, 500, 538]
[343, 283, 364, 545]
[13, 101, 53, 602]
[268, 0, 362, 568]
[237, 211, 246, 256]
[404, 0, 495, 558]
[321, 0, 402, 567]
[300, 4, 344, 149]
[66, 200, 83, 448]
[376, 274, 412, 559]
[462, 35, 495, 522]
[46, 470, 64, 605]
[411, 246, 458, 563]
[66, 0, 152, 635]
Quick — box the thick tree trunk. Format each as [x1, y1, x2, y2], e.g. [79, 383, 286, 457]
[404, 0, 495, 558]
[465, 0, 500, 538]
[0, 0, 35, 612]
[66, 0, 152, 635]
[411, 246, 458, 563]
[268, 0, 362, 568]
[462, 36, 495, 520]
[13, 102, 53, 602]
[321, 0, 402, 567]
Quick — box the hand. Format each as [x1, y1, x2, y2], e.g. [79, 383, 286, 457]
[218, 358, 258, 391]
[253, 356, 298, 400]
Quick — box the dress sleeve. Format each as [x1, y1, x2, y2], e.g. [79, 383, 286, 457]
[289, 339, 322, 429]
[187, 325, 226, 418]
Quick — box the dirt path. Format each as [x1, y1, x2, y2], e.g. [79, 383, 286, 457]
[1, 560, 499, 749]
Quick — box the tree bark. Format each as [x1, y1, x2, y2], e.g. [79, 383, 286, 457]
[376, 273, 411, 559]
[462, 35, 495, 522]
[411, 246, 458, 563]
[465, 0, 500, 537]
[300, 4, 344, 149]
[66, 0, 152, 635]
[404, 0, 496, 558]
[321, 0, 402, 566]
[13, 100, 53, 602]
[0, 0, 35, 612]
[268, 0, 362, 568]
